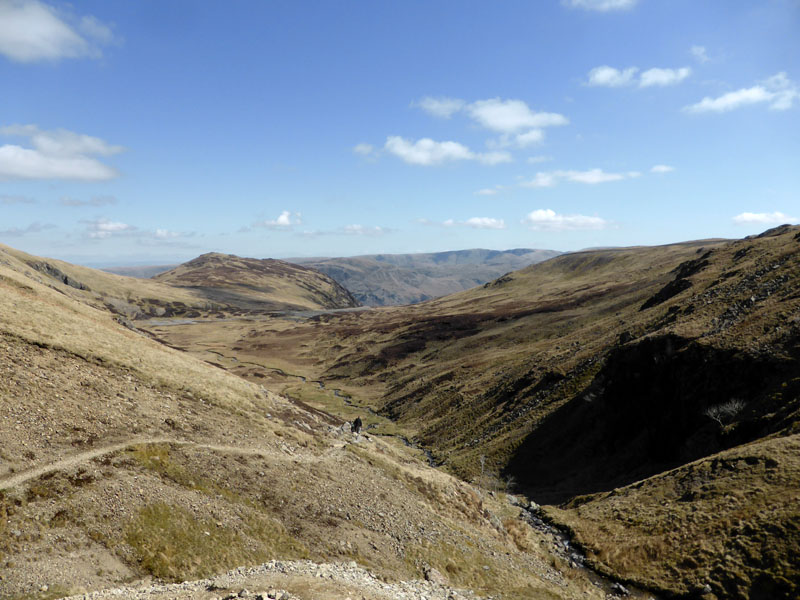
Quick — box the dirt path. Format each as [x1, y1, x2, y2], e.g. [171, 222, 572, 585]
[0, 436, 350, 491]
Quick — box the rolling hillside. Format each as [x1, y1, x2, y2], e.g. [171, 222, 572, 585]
[290, 248, 560, 306]
[0, 247, 600, 599]
[153, 252, 359, 312]
[0, 245, 358, 320]
[152, 226, 800, 599]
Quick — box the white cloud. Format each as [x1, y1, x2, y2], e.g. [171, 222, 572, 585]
[385, 136, 471, 166]
[0, 0, 115, 63]
[384, 136, 511, 166]
[84, 218, 135, 239]
[732, 211, 796, 225]
[587, 66, 638, 87]
[433, 217, 506, 229]
[415, 96, 466, 118]
[464, 217, 506, 229]
[253, 210, 302, 230]
[651, 164, 674, 173]
[353, 143, 375, 156]
[587, 65, 691, 87]
[514, 129, 545, 147]
[521, 172, 559, 188]
[0, 124, 122, 181]
[691, 45, 709, 63]
[684, 72, 799, 113]
[466, 98, 568, 133]
[563, 0, 637, 11]
[342, 224, 387, 236]
[522, 168, 640, 188]
[639, 67, 691, 87]
[475, 188, 499, 196]
[562, 168, 627, 184]
[522, 208, 609, 231]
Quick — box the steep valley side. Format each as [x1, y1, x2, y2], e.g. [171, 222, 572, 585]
[141, 225, 800, 599]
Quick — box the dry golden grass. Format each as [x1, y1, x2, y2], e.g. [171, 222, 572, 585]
[0, 256, 266, 411]
[545, 433, 800, 598]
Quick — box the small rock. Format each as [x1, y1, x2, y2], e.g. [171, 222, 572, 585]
[610, 582, 630, 596]
[423, 565, 447, 585]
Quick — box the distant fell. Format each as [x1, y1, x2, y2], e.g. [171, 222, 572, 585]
[290, 247, 561, 306]
[154, 252, 359, 311]
[103, 264, 177, 278]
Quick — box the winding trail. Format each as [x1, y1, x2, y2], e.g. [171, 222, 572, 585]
[0, 437, 173, 491]
[0, 437, 347, 492]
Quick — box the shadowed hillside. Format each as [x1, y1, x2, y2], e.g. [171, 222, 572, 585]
[290, 248, 560, 306]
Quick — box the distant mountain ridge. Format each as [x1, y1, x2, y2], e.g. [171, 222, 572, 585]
[289, 247, 561, 306]
[153, 252, 359, 311]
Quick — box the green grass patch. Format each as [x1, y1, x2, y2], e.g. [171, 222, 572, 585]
[125, 502, 308, 582]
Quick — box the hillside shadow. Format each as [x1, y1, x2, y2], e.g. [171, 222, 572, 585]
[505, 334, 796, 504]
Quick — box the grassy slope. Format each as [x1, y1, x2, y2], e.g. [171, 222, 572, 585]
[0, 247, 597, 600]
[292, 248, 561, 306]
[163, 227, 800, 599]
[154, 252, 359, 311]
[0, 245, 358, 321]
[546, 433, 800, 599]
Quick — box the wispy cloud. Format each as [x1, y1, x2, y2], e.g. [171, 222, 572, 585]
[415, 96, 466, 118]
[384, 136, 511, 166]
[0, 124, 123, 181]
[353, 143, 375, 156]
[650, 164, 675, 173]
[0, 0, 117, 63]
[60, 195, 117, 207]
[691, 45, 709, 64]
[522, 209, 609, 231]
[0, 221, 55, 236]
[732, 211, 796, 225]
[587, 65, 691, 87]
[81, 218, 196, 242]
[522, 168, 639, 187]
[83, 218, 135, 239]
[562, 0, 638, 11]
[526, 155, 552, 164]
[426, 217, 506, 230]
[475, 188, 499, 196]
[684, 72, 799, 113]
[342, 224, 388, 236]
[0, 194, 34, 204]
[463, 217, 506, 230]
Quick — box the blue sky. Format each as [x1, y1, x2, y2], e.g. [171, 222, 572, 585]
[0, 0, 798, 266]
